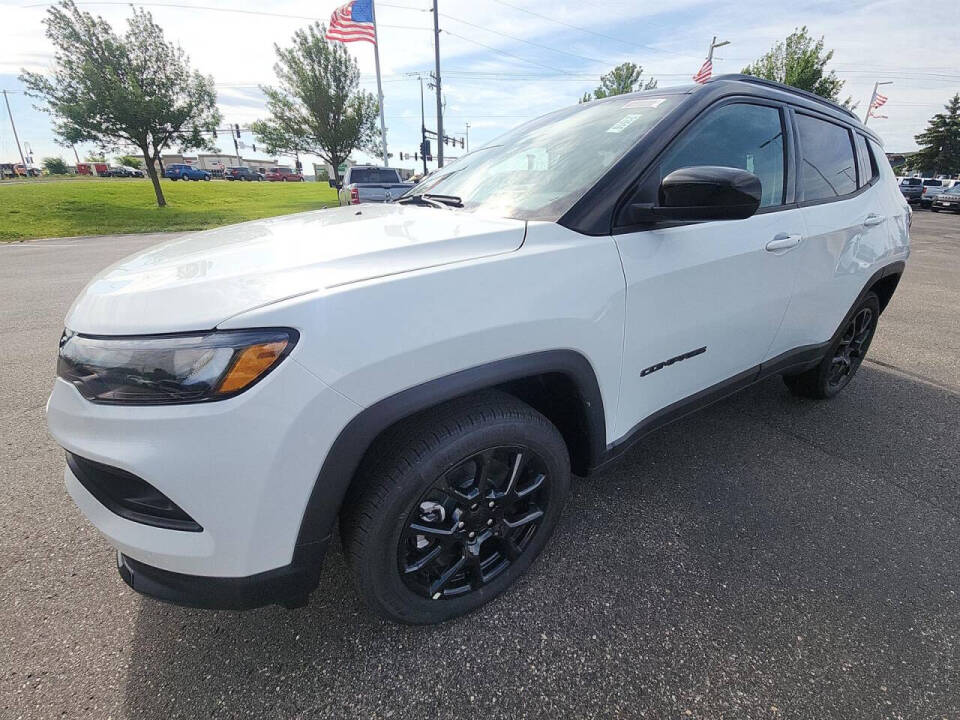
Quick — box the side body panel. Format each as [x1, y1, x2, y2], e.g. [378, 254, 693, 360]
[613, 208, 804, 440]
[221, 221, 628, 446]
[767, 136, 910, 356]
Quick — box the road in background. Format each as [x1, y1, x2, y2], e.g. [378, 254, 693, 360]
[2, 214, 958, 719]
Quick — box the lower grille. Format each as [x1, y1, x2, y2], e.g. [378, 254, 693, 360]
[66, 452, 202, 532]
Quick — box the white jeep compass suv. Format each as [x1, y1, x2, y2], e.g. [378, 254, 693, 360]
[47, 76, 910, 624]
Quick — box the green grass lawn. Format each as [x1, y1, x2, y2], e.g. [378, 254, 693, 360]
[0, 177, 340, 241]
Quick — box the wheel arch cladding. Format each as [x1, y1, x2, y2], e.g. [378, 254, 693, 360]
[292, 351, 606, 567]
[870, 271, 902, 314]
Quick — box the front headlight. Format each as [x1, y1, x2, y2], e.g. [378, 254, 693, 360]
[57, 328, 298, 405]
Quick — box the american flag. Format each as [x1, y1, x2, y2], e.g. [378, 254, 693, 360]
[692, 59, 712, 84]
[326, 0, 377, 44]
[869, 91, 888, 119]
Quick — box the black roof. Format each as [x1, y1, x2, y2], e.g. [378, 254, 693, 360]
[707, 74, 858, 119]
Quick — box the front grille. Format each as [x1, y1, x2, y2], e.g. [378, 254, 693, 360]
[66, 452, 202, 532]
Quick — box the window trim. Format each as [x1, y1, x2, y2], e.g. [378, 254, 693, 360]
[792, 108, 877, 208]
[853, 132, 876, 189]
[612, 97, 795, 234]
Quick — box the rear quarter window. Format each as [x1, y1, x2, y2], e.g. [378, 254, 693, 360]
[854, 133, 877, 187]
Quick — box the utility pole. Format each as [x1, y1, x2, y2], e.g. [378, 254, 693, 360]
[3, 90, 26, 167]
[863, 81, 893, 126]
[371, 0, 389, 166]
[706, 36, 730, 65]
[465, 122, 470, 153]
[419, 76, 428, 174]
[432, 0, 444, 167]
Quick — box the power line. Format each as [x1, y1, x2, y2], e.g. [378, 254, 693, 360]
[23, 1, 432, 30]
[442, 30, 575, 74]
[486, 0, 692, 58]
[439, 12, 607, 66]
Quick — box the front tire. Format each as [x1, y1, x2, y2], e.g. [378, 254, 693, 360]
[341, 391, 571, 624]
[783, 291, 880, 399]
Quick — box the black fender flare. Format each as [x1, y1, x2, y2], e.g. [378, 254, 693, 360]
[292, 350, 607, 566]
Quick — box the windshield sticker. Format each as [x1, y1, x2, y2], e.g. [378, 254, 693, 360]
[606, 114, 642, 133]
[623, 98, 667, 109]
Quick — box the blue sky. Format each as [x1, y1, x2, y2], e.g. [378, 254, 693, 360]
[2, 0, 958, 170]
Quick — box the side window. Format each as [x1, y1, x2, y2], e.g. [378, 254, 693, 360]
[796, 114, 858, 201]
[659, 103, 786, 208]
[854, 133, 878, 187]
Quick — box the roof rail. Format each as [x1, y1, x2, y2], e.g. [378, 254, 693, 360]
[707, 73, 859, 120]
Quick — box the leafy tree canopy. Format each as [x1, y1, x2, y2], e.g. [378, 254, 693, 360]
[42, 156, 69, 174]
[116, 155, 143, 169]
[580, 62, 657, 103]
[912, 94, 960, 176]
[742, 27, 854, 108]
[253, 23, 380, 182]
[20, 0, 221, 206]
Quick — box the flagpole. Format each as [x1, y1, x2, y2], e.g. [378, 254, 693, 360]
[370, 0, 389, 166]
[864, 82, 878, 126]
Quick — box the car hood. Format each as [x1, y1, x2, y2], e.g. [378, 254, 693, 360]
[65, 204, 527, 335]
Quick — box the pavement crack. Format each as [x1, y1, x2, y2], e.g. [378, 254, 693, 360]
[864, 358, 960, 397]
[751, 417, 960, 524]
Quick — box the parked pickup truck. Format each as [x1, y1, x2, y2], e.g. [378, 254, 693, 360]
[334, 165, 411, 205]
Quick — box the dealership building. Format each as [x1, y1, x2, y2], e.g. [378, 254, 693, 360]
[161, 153, 287, 175]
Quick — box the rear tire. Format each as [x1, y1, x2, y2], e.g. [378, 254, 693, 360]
[341, 391, 571, 624]
[783, 291, 880, 399]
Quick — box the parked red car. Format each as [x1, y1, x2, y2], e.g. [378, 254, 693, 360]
[264, 167, 304, 182]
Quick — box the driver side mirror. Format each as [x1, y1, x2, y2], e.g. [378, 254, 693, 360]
[625, 166, 762, 224]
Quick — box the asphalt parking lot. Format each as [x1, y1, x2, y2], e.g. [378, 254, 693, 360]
[2, 211, 959, 719]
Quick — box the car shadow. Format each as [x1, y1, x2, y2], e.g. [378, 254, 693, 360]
[122, 365, 960, 719]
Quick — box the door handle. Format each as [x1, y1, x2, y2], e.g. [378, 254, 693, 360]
[765, 233, 802, 252]
[863, 214, 885, 227]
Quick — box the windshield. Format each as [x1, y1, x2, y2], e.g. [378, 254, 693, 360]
[351, 168, 401, 183]
[405, 94, 680, 221]
[943, 186, 960, 194]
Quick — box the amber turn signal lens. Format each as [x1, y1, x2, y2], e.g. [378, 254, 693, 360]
[216, 340, 289, 394]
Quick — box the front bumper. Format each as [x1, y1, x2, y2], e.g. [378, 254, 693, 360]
[48, 355, 361, 583]
[117, 547, 326, 610]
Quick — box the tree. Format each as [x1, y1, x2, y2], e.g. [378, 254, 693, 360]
[84, 152, 106, 163]
[42, 157, 69, 174]
[742, 27, 853, 108]
[20, 0, 221, 207]
[252, 22, 380, 184]
[913, 94, 960, 176]
[116, 154, 143, 169]
[580, 62, 657, 103]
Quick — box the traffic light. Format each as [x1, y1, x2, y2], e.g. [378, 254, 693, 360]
[212, 128, 217, 138]
[234, 123, 241, 139]
[420, 139, 431, 158]
[252, 144, 256, 152]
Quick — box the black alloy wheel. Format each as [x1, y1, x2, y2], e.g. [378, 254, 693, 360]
[399, 446, 550, 600]
[826, 306, 875, 392]
[783, 291, 880, 399]
[341, 390, 570, 624]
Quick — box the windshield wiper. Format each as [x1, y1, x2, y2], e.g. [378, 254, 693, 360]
[396, 194, 446, 209]
[422, 194, 463, 207]
[397, 193, 463, 208]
